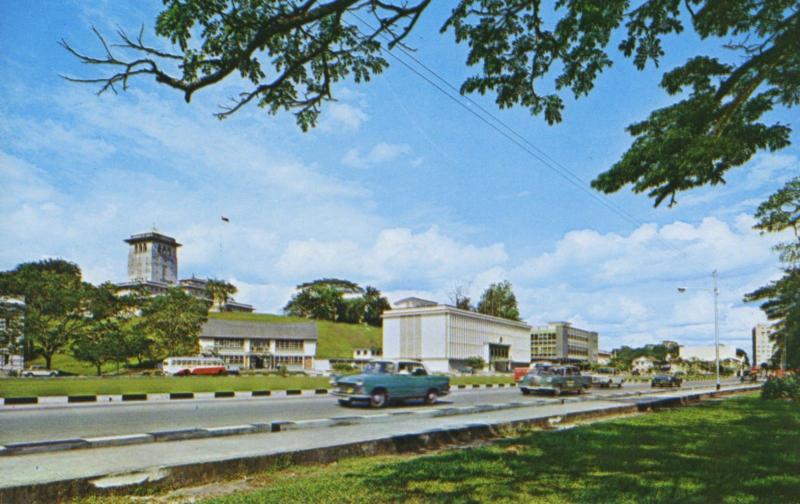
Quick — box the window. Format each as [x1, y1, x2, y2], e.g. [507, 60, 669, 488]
[214, 338, 244, 349]
[275, 339, 303, 352]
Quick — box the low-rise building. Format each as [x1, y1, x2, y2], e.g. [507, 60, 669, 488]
[752, 324, 776, 367]
[679, 344, 740, 363]
[530, 322, 599, 364]
[0, 297, 25, 374]
[597, 350, 613, 366]
[382, 298, 532, 373]
[631, 356, 655, 374]
[198, 318, 317, 370]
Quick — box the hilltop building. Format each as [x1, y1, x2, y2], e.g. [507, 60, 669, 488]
[117, 231, 253, 312]
[752, 324, 776, 367]
[530, 322, 599, 364]
[382, 297, 532, 373]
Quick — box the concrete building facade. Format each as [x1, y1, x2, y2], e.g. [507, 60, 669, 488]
[198, 318, 317, 370]
[752, 324, 776, 367]
[530, 322, 599, 364]
[382, 298, 532, 373]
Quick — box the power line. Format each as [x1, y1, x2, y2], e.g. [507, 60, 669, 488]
[350, 13, 687, 254]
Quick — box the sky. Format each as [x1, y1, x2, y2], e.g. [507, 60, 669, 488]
[1, 1, 797, 356]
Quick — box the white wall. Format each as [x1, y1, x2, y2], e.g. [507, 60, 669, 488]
[383, 318, 401, 359]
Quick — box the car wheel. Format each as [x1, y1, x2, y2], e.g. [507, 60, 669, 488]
[424, 389, 438, 405]
[369, 390, 387, 408]
[521, 388, 530, 395]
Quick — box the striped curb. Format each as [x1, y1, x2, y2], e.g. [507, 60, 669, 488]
[0, 382, 517, 408]
[0, 384, 760, 457]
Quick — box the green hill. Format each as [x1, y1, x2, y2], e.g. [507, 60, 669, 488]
[209, 312, 382, 359]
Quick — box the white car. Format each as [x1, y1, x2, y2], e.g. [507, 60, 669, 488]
[591, 373, 624, 388]
[22, 365, 59, 378]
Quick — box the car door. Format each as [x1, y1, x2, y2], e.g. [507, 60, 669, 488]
[394, 361, 417, 398]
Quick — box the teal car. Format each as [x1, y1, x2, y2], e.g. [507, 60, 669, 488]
[331, 360, 450, 408]
[519, 365, 591, 396]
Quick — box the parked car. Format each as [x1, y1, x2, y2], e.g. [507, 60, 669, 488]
[651, 374, 682, 387]
[331, 360, 450, 408]
[22, 365, 59, 378]
[519, 365, 591, 396]
[590, 367, 624, 388]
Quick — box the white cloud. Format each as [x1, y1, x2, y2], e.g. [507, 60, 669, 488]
[275, 226, 508, 289]
[342, 142, 412, 168]
[320, 102, 369, 131]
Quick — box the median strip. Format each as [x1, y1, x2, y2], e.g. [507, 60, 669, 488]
[0, 382, 519, 408]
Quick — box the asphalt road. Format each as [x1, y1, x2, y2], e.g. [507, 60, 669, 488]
[0, 378, 738, 444]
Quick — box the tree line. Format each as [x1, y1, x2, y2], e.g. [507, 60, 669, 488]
[0, 259, 211, 374]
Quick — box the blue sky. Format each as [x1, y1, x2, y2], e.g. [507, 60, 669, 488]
[1, 1, 797, 355]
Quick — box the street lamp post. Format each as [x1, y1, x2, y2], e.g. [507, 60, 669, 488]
[678, 270, 721, 391]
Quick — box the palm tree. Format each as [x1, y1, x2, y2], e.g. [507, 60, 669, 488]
[205, 279, 238, 312]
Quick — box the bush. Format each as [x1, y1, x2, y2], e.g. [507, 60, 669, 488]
[332, 362, 356, 373]
[761, 377, 800, 400]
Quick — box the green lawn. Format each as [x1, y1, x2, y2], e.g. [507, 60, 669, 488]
[0, 373, 512, 397]
[196, 396, 798, 503]
[0, 375, 331, 397]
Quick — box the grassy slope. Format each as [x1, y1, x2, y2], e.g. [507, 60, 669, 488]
[209, 312, 382, 359]
[200, 395, 800, 503]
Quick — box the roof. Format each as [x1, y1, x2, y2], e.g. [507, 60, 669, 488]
[124, 232, 182, 247]
[200, 318, 318, 341]
[392, 297, 437, 308]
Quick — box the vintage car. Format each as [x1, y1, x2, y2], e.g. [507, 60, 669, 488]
[331, 360, 450, 408]
[519, 365, 591, 396]
[21, 365, 59, 378]
[651, 374, 683, 387]
[590, 368, 625, 388]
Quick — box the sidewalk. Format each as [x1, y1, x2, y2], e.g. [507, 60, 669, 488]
[0, 384, 759, 503]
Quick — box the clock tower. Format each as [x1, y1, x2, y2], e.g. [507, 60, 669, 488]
[124, 231, 181, 285]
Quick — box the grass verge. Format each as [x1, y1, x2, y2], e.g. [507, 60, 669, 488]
[79, 395, 800, 503]
[0, 374, 513, 397]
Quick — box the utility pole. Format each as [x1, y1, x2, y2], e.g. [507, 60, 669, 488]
[713, 270, 720, 391]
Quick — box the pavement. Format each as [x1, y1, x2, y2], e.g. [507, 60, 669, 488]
[0, 382, 759, 503]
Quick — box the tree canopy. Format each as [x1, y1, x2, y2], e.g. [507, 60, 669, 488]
[283, 278, 389, 326]
[744, 176, 800, 369]
[476, 280, 521, 321]
[64, 1, 799, 208]
[0, 259, 90, 369]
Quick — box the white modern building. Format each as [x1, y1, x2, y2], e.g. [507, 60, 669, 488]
[198, 318, 317, 370]
[752, 324, 776, 367]
[679, 344, 740, 363]
[382, 298, 532, 373]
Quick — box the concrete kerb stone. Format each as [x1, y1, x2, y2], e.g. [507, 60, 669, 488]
[204, 425, 257, 437]
[148, 428, 209, 443]
[3, 438, 89, 456]
[85, 434, 155, 449]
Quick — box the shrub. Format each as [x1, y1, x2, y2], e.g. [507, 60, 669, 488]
[761, 377, 800, 400]
[332, 362, 356, 373]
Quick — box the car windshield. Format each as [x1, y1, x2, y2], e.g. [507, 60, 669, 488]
[363, 361, 395, 374]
